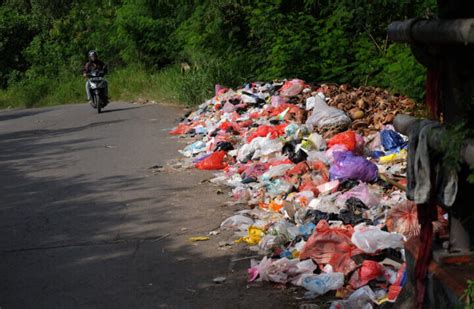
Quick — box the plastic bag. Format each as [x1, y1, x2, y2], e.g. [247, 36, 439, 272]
[280, 79, 306, 97]
[355, 133, 366, 155]
[262, 164, 294, 180]
[301, 272, 345, 295]
[329, 152, 378, 183]
[248, 257, 295, 283]
[316, 180, 340, 195]
[282, 140, 308, 163]
[308, 192, 342, 214]
[306, 92, 326, 110]
[235, 226, 266, 245]
[265, 179, 293, 197]
[237, 137, 283, 162]
[271, 95, 286, 107]
[307, 151, 330, 164]
[290, 259, 318, 286]
[307, 133, 327, 150]
[169, 123, 192, 135]
[386, 201, 420, 238]
[232, 186, 252, 203]
[381, 129, 406, 152]
[247, 124, 287, 142]
[299, 179, 320, 196]
[179, 140, 207, 157]
[215, 84, 228, 96]
[325, 143, 348, 160]
[327, 130, 357, 152]
[300, 220, 362, 274]
[348, 260, 384, 289]
[195, 151, 227, 170]
[336, 183, 380, 208]
[330, 286, 376, 309]
[220, 214, 254, 231]
[379, 149, 407, 164]
[223, 101, 236, 113]
[351, 224, 404, 254]
[242, 162, 269, 179]
[305, 96, 351, 131]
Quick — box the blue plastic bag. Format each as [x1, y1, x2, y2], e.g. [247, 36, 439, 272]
[329, 151, 378, 183]
[380, 130, 407, 152]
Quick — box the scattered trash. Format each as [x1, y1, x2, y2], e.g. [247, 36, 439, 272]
[169, 79, 443, 304]
[213, 276, 226, 284]
[189, 236, 210, 242]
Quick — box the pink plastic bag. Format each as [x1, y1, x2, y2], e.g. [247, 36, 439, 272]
[336, 183, 380, 208]
[271, 95, 287, 107]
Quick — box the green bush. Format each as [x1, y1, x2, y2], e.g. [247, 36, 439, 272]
[0, 0, 438, 108]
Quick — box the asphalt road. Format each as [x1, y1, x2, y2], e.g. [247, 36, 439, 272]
[0, 102, 299, 309]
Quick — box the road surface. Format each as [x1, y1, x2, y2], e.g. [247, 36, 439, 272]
[0, 103, 299, 309]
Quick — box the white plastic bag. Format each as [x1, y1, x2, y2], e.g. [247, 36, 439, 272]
[220, 215, 254, 231]
[301, 272, 345, 295]
[262, 164, 294, 180]
[330, 286, 376, 309]
[351, 224, 404, 253]
[308, 192, 343, 214]
[305, 96, 351, 131]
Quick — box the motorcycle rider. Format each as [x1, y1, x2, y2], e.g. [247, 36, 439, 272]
[83, 50, 108, 102]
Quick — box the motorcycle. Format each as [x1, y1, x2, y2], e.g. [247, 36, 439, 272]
[88, 70, 108, 113]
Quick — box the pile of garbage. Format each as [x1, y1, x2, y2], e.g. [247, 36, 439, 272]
[169, 79, 444, 307]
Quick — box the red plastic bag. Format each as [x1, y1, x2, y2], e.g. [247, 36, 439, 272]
[299, 179, 320, 196]
[195, 151, 227, 170]
[215, 84, 228, 96]
[349, 260, 384, 289]
[287, 162, 309, 176]
[386, 201, 420, 238]
[280, 79, 306, 97]
[219, 121, 241, 133]
[308, 161, 330, 181]
[169, 123, 192, 135]
[246, 124, 287, 142]
[300, 220, 362, 275]
[327, 130, 357, 151]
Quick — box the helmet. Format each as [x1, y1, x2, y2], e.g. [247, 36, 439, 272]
[88, 50, 98, 58]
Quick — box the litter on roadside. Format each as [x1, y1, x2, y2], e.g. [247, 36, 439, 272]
[170, 80, 446, 306]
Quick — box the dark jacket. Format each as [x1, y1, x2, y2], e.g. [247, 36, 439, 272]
[83, 60, 107, 76]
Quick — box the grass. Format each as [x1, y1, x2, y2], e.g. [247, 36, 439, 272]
[0, 66, 183, 109]
[0, 57, 244, 110]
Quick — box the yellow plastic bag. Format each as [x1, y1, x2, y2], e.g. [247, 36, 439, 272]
[235, 226, 265, 245]
[379, 149, 407, 164]
[189, 236, 210, 242]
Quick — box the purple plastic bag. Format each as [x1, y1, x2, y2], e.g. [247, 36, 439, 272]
[329, 151, 378, 183]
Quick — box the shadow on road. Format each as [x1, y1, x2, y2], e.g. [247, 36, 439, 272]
[100, 106, 142, 114]
[0, 109, 51, 122]
[0, 108, 298, 309]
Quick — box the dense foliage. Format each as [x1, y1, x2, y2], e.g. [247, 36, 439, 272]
[0, 0, 436, 107]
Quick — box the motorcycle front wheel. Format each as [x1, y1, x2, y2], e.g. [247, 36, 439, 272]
[93, 93, 102, 114]
[97, 96, 102, 114]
